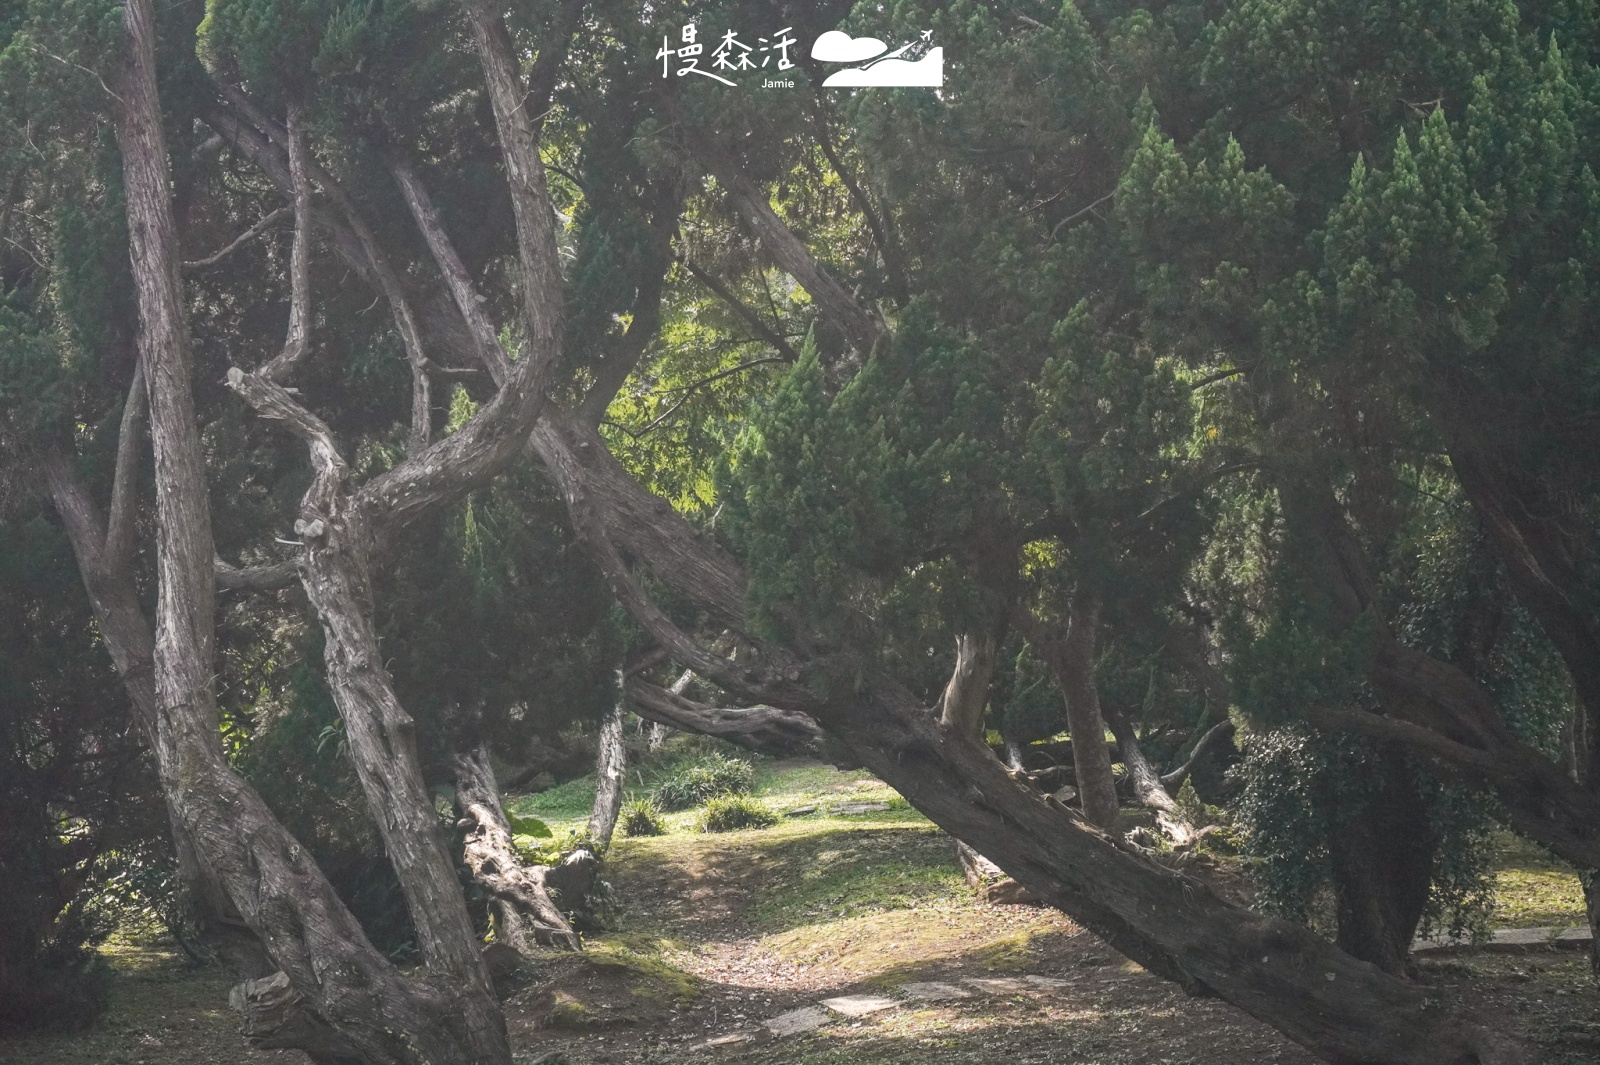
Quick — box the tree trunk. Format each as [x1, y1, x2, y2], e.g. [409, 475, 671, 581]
[452, 744, 581, 953]
[647, 721, 671, 750]
[1106, 705, 1174, 814]
[821, 688, 1524, 1065]
[296, 506, 504, 992]
[1583, 870, 1600, 980]
[937, 633, 998, 737]
[625, 676, 823, 753]
[1053, 597, 1122, 830]
[1327, 748, 1437, 979]
[1104, 704, 1213, 847]
[588, 673, 629, 848]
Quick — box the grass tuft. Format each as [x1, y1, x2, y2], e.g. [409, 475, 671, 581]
[618, 798, 666, 837]
[697, 793, 780, 832]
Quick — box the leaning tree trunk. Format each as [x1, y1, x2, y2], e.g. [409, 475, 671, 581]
[531, 414, 1527, 1064]
[452, 744, 582, 953]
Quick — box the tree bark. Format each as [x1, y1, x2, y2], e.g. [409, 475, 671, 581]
[588, 672, 629, 848]
[937, 633, 998, 738]
[1104, 704, 1212, 848]
[1583, 870, 1600, 979]
[820, 686, 1523, 1065]
[451, 744, 581, 953]
[1106, 704, 1174, 814]
[625, 676, 823, 754]
[1051, 597, 1122, 830]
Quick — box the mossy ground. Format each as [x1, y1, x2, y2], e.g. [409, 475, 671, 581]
[1491, 831, 1588, 929]
[4, 756, 1593, 1065]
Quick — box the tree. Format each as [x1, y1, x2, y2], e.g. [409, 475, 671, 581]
[6, 0, 1589, 1062]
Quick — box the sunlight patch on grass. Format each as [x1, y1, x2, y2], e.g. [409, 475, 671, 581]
[760, 906, 1059, 981]
[1493, 868, 1586, 928]
[1490, 831, 1586, 929]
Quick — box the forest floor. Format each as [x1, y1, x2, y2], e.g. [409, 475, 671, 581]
[3, 755, 1595, 1065]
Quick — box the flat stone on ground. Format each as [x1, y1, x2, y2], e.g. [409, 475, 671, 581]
[1024, 975, 1072, 990]
[820, 994, 899, 1017]
[961, 976, 1033, 994]
[830, 801, 891, 815]
[783, 804, 818, 817]
[762, 1006, 832, 1037]
[898, 981, 973, 1002]
[1413, 925, 1595, 954]
[704, 1032, 756, 1047]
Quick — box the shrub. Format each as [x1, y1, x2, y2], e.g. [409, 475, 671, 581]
[651, 753, 754, 811]
[619, 799, 666, 837]
[697, 794, 779, 833]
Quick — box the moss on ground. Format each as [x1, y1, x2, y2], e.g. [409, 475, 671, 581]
[1490, 832, 1587, 929]
[583, 939, 704, 1004]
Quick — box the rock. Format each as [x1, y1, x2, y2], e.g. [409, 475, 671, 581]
[819, 994, 898, 1017]
[784, 805, 819, 817]
[761, 1005, 832, 1037]
[898, 981, 973, 1002]
[704, 1031, 756, 1047]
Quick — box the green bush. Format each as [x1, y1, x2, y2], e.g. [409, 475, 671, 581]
[697, 794, 780, 833]
[651, 753, 754, 811]
[619, 799, 666, 837]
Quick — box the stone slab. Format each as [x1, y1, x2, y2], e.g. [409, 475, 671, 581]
[1413, 925, 1594, 955]
[898, 981, 974, 1002]
[1024, 975, 1072, 990]
[820, 994, 899, 1017]
[704, 1032, 756, 1048]
[830, 801, 892, 815]
[784, 805, 819, 817]
[762, 1006, 832, 1037]
[961, 976, 1033, 995]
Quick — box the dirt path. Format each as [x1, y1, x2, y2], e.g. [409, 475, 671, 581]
[505, 823, 1328, 1064]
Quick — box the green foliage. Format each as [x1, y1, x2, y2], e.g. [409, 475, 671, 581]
[506, 813, 551, 840]
[1232, 726, 1495, 941]
[618, 799, 666, 838]
[0, 508, 159, 1033]
[651, 753, 754, 812]
[696, 794, 780, 833]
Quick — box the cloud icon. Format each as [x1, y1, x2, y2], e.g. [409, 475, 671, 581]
[822, 48, 944, 87]
[811, 30, 888, 63]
